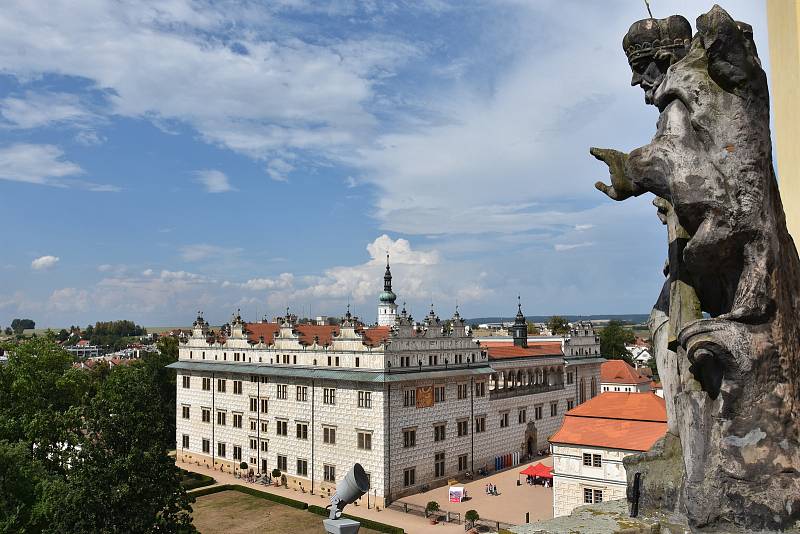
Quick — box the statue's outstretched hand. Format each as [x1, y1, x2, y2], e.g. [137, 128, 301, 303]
[590, 147, 636, 201]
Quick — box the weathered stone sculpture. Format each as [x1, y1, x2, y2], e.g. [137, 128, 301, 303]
[592, 5, 800, 531]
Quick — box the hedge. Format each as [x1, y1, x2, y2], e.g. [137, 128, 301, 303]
[231, 484, 308, 510]
[180, 469, 216, 491]
[189, 484, 232, 498]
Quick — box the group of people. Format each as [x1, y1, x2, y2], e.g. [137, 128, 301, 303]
[525, 475, 550, 488]
[484, 483, 500, 496]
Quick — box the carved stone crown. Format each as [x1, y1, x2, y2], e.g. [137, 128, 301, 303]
[623, 15, 692, 64]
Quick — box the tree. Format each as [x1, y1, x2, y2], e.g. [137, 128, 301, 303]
[10, 318, 35, 335]
[599, 320, 636, 363]
[56, 329, 70, 343]
[465, 509, 479, 527]
[547, 316, 570, 336]
[425, 501, 440, 518]
[3, 327, 11, 336]
[526, 321, 540, 335]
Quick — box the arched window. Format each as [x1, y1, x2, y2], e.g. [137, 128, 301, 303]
[579, 378, 586, 404]
[591, 377, 597, 398]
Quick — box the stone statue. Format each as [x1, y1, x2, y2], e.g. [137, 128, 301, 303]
[591, 5, 800, 531]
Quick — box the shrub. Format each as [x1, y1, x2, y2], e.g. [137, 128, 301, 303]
[272, 468, 282, 479]
[425, 500, 440, 518]
[466, 509, 479, 525]
[240, 462, 248, 470]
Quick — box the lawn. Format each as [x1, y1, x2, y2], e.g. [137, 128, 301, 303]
[191, 490, 382, 534]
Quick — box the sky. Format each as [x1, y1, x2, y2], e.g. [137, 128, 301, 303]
[0, 0, 771, 328]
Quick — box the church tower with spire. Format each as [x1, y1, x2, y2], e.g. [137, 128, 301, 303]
[377, 254, 398, 326]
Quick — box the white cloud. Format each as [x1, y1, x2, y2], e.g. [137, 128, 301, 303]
[0, 143, 118, 190]
[195, 169, 236, 193]
[179, 243, 243, 262]
[31, 255, 60, 270]
[48, 288, 89, 312]
[239, 273, 295, 291]
[0, 91, 97, 129]
[554, 242, 593, 252]
[266, 159, 294, 182]
[574, 224, 594, 231]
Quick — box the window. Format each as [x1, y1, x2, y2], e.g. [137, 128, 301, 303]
[182, 375, 190, 388]
[500, 412, 509, 428]
[474, 381, 486, 397]
[550, 401, 558, 417]
[296, 458, 308, 476]
[535, 405, 543, 420]
[567, 371, 574, 385]
[251, 375, 258, 383]
[355, 357, 360, 368]
[276, 384, 287, 400]
[584, 488, 603, 504]
[261, 421, 269, 433]
[403, 467, 416, 487]
[260, 399, 268, 413]
[182, 434, 189, 449]
[202, 408, 210, 423]
[567, 399, 575, 411]
[400, 356, 411, 367]
[293, 355, 296, 365]
[593, 454, 602, 467]
[250, 438, 257, 450]
[457, 420, 468, 437]
[202, 377, 211, 391]
[323, 426, 336, 444]
[250, 419, 257, 431]
[250, 397, 258, 412]
[276, 420, 288, 436]
[335, 356, 340, 366]
[403, 428, 416, 448]
[217, 379, 226, 393]
[358, 391, 372, 408]
[583, 453, 592, 466]
[518, 408, 527, 424]
[233, 446, 242, 461]
[475, 416, 486, 433]
[434, 452, 445, 478]
[458, 454, 468, 472]
[434, 423, 446, 442]
[434, 385, 445, 403]
[233, 413, 243, 428]
[457, 383, 468, 399]
[261, 440, 268, 452]
[296, 386, 308, 402]
[182, 405, 190, 419]
[323, 388, 336, 405]
[218, 442, 226, 457]
[277, 455, 287, 471]
[403, 389, 416, 407]
[357, 431, 372, 450]
[324, 464, 336, 482]
[296, 422, 308, 440]
[202, 438, 210, 453]
[233, 380, 242, 394]
[217, 411, 226, 426]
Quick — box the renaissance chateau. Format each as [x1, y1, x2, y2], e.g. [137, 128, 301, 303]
[171, 259, 603, 506]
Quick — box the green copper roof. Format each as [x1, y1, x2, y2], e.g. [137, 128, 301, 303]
[379, 290, 397, 303]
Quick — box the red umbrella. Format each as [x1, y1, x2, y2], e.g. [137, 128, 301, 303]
[519, 462, 553, 479]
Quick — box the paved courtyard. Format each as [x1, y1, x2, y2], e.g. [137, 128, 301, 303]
[399, 456, 554, 528]
[179, 455, 553, 533]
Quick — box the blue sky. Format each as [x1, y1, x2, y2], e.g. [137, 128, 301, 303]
[0, 0, 770, 328]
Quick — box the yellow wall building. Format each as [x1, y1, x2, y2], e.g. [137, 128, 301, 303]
[767, 0, 800, 242]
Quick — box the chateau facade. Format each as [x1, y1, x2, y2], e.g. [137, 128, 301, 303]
[170, 262, 603, 506]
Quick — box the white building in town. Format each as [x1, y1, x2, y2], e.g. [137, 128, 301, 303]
[171, 260, 603, 507]
[549, 392, 667, 517]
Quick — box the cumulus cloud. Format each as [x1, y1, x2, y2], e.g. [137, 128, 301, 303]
[195, 169, 236, 193]
[31, 255, 60, 270]
[238, 273, 295, 291]
[0, 143, 117, 190]
[48, 288, 89, 312]
[0, 91, 98, 129]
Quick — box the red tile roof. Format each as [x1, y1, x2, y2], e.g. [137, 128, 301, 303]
[482, 341, 563, 360]
[549, 392, 667, 451]
[244, 323, 389, 348]
[600, 359, 651, 385]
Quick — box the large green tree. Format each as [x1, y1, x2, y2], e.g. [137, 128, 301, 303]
[599, 320, 636, 363]
[0, 338, 193, 533]
[547, 316, 570, 336]
[10, 318, 35, 335]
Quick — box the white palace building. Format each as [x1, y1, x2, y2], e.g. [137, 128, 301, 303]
[170, 259, 603, 506]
